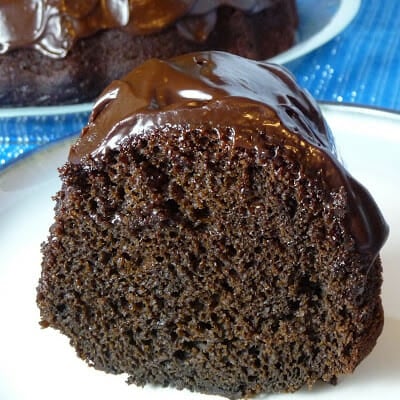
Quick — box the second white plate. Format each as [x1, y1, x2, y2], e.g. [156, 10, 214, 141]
[270, 0, 360, 64]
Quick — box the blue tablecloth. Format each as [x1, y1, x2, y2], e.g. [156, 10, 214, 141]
[289, 0, 400, 110]
[0, 0, 399, 169]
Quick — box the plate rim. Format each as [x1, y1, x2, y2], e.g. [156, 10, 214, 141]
[319, 101, 400, 119]
[269, 0, 361, 64]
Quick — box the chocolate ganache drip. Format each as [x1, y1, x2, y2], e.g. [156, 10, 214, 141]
[0, 0, 276, 57]
[69, 51, 388, 258]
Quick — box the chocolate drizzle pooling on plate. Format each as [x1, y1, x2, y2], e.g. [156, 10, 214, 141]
[69, 50, 388, 259]
[0, 0, 277, 57]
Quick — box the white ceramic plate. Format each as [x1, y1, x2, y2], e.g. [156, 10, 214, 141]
[0, 104, 399, 400]
[0, 0, 360, 119]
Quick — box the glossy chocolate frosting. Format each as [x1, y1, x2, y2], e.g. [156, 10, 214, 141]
[69, 51, 388, 257]
[0, 0, 276, 57]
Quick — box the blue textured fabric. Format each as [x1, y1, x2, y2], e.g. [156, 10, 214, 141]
[289, 0, 400, 109]
[0, 0, 399, 169]
[0, 112, 90, 168]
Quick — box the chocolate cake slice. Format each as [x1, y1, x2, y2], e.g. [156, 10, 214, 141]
[37, 51, 388, 399]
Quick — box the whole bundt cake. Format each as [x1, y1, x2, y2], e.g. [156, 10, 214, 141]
[37, 51, 388, 399]
[0, 0, 297, 106]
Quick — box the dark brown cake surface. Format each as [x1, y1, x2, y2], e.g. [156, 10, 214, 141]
[37, 51, 388, 399]
[0, 0, 298, 106]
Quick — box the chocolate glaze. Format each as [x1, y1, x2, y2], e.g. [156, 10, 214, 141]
[69, 51, 388, 258]
[0, 0, 276, 58]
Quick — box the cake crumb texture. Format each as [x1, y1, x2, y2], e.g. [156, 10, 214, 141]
[37, 125, 383, 398]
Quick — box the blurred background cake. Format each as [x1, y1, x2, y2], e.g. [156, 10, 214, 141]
[0, 0, 298, 106]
